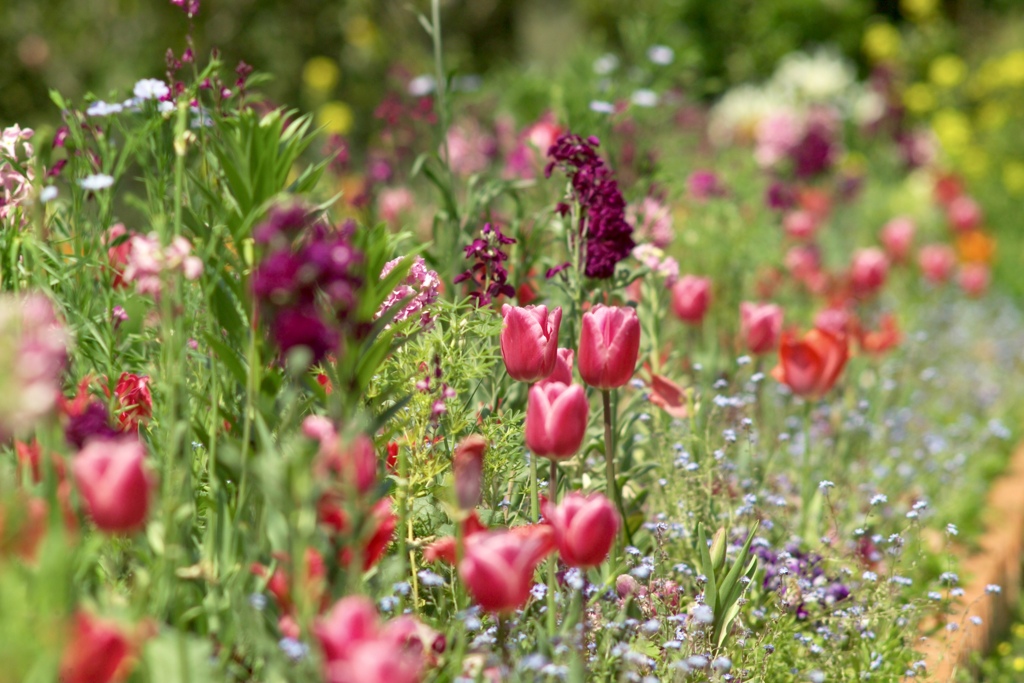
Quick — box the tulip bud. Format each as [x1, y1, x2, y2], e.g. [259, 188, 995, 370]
[459, 527, 554, 613]
[60, 612, 133, 683]
[782, 210, 818, 240]
[541, 492, 619, 568]
[72, 438, 152, 534]
[453, 434, 486, 510]
[947, 195, 982, 232]
[616, 574, 640, 598]
[710, 527, 727, 575]
[499, 305, 562, 383]
[850, 247, 888, 297]
[578, 305, 641, 390]
[918, 244, 957, 284]
[880, 217, 915, 263]
[958, 263, 990, 298]
[739, 302, 783, 355]
[670, 275, 711, 324]
[524, 382, 589, 460]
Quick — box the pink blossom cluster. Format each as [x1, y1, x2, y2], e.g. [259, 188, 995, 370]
[121, 233, 203, 296]
[376, 256, 440, 327]
[0, 294, 67, 439]
[626, 196, 674, 248]
[631, 243, 679, 285]
[1, 125, 36, 225]
[443, 119, 497, 177]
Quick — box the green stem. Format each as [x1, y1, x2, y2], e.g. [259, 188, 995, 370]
[602, 389, 628, 553]
[546, 459, 558, 644]
[530, 449, 540, 523]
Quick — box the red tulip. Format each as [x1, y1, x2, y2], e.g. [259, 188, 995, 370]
[771, 327, 849, 398]
[850, 247, 889, 297]
[670, 275, 711, 324]
[60, 612, 133, 683]
[958, 263, 990, 298]
[72, 438, 152, 534]
[540, 347, 574, 386]
[647, 372, 689, 419]
[524, 382, 589, 459]
[739, 302, 783, 354]
[424, 512, 488, 564]
[459, 527, 555, 613]
[330, 497, 396, 571]
[453, 434, 486, 510]
[303, 417, 377, 495]
[578, 305, 641, 390]
[499, 304, 562, 383]
[541, 492, 619, 567]
[105, 224, 132, 289]
[880, 217, 915, 263]
[114, 372, 152, 432]
[918, 244, 957, 284]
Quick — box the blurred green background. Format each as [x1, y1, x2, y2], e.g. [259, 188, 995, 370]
[3, 0, 1008, 133]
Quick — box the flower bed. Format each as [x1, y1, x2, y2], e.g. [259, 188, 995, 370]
[1, 2, 1024, 682]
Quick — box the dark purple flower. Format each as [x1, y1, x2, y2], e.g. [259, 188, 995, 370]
[765, 181, 797, 211]
[253, 205, 311, 245]
[272, 308, 339, 364]
[791, 123, 835, 178]
[546, 133, 635, 279]
[456, 223, 516, 306]
[65, 401, 119, 449]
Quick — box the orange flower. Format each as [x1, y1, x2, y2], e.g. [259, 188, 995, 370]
[954, 230, 995, 265]
[771, 327, 849, 398]
[857, 314, 901, 355]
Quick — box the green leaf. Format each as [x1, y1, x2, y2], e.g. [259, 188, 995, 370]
[698, 523, 718, 614]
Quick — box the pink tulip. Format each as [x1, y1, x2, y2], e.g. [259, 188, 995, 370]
[315, 596, 423, 683]
[670, 275, 711, 324]
[850, 247, 889, 296]
[304, 418, 377, 495]
[499, 305, 562, 383]
[453, 434, 486, 510]
[72, 438, 152, 534]
[524, 382, 589, 459]
[782, 210, 818, 241]
[918, 244, 957, 284]
[880, 217, 915, 263]
[541, 492, 619, 567]
[459, 527, 555, 613]
[540, 348, 574, 386]
[739, 302, 783, 354]
[578, 305, 641, 390]
[784, 244, 821, 279]
[947, 195, 982, 232]
[958, 264, 990, 298]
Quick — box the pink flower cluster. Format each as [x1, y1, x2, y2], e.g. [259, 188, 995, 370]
[121, 233, 203, 296]
[376, 256, 440, 327]
[0, 294, 67, 439]
[627, 197, 675, 248]
[1, 125, 36, 226]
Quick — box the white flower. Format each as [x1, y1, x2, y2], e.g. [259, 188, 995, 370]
[593, 53, 619, 75]
[86, 101, 124, 117]
[631, 89, 659, 107]
[589, 100, 615, 114]
[647, 45, 675, 66]
[407, 75, 436, 97]
[39, 186, 58, 203]
[78, 174, 114, 191]
[134, 78, 170, 101]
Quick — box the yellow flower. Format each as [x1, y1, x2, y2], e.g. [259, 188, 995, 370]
[303, 57, 340, 93]
[929, 55, 966, 89]
[344, 15, 379, 51]
[903, 83, 936, 114]
[1014, 623, 1024, 639]
[863, 23, 901, 63]
[976, 101, 1009, 131]
[901, 0, 939, 22]
[1003, 161, 1024, 196]
[317, 101, 354, 135]
[1014, 656, 1024, 673]
[1000, 50, 1024, 87]
[931, 109, 971, 150]
[961, 148, 988, 179]
[998, 641, 1012, 656]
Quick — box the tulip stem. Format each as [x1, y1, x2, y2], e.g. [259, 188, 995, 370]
[496, 614, 511, 668]
[602, 389, 627, 554]
[546, 458, 558, 644]
[529, 451, 540, 524]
